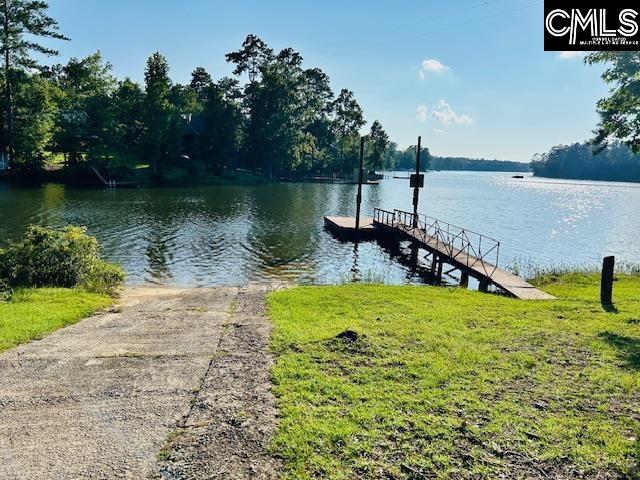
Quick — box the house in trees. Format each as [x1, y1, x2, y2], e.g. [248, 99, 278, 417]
[181, 114, 203, 159]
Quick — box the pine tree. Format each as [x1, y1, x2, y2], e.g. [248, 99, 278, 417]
[331, 89, 365, 174]
[190, 67, 212, 102]
[0, 0, 68, 168]
[142, 52, 179, 177]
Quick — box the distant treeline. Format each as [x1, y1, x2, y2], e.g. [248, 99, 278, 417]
[531, 143, 640, 182]
[383, 143, 528, 172]
[432, 157, 529, 172]
[384, 144, 432, 172]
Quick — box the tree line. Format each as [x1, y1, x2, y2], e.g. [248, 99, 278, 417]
[531, 142, 640, 182]
[382, 144, 528, 172]
[530, 52, 640, 183]
[383, 143, 432, 171]
[0, 2, 390, 181]
[432, 157, 528, 172]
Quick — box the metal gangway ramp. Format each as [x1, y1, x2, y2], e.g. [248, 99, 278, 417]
[373, 208, 555, 300]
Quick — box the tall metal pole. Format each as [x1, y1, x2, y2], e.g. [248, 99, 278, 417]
[412, 136, 422, 228]
[355, 137, 365, 231]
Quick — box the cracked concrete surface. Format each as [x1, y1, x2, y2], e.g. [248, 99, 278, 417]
[0, 286, 281, 479]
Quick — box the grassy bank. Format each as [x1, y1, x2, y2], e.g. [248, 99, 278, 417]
[0, 288, 112, 353]
[268, 273, 640, 479]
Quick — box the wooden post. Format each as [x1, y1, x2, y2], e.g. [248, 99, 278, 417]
[479, 279, 489, 293]
[436, 260, 443, 280]
[412, 136, 422, 228]
[601, 256, 615, 305]
[460, 272, 469, 288]
[355, 137, 365, 231]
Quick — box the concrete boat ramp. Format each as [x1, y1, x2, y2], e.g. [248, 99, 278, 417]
[0, 286, 280, 479]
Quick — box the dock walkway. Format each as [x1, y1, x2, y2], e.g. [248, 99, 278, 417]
[325, 209, 554, 300]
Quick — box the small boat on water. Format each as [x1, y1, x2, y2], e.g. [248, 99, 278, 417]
[512, 175, 525, 179]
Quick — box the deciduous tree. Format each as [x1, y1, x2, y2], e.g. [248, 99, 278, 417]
[586, 52, 640, 153]
[52, 52, 116, 166]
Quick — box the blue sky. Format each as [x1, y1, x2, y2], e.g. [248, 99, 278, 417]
[46, 0, 609, 162]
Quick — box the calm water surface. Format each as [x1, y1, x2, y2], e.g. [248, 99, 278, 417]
[1, 172, 638, 286]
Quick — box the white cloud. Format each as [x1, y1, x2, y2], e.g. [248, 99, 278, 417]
[431, 99, 473, 125]
[418, 59, 450, 78]
[416, 105, 428, 122]
[558, 51, 585, 60]
[433, 128, 445, 134]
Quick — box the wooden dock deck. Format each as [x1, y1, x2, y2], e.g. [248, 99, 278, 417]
[324, 216, 377, 238]
[324, 209, 554, 300]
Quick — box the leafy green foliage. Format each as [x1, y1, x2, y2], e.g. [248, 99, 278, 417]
[12, 71, 59, 168]
[330, 89, 366, 174]
[50, 51, 116, 166]
[269, 276, 640, 478]
[142, 52, 182, 177]
[365, 120, 389, 171]
[586, 52, 640, 153]
[195, 77, 243, 173]
[0, 225, 124, 295]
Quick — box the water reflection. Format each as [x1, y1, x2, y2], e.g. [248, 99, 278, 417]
[1, 172, 639, 286]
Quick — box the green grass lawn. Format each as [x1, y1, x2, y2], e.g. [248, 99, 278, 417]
[0, 288, 112, 352]
[268, 273, 640, 479]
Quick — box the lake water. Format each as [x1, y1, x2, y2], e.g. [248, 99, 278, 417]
[1, 172, 639, 286]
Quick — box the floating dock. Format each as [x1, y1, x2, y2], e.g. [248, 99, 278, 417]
[324, 209, 554, 301]
[324, 216, 378, 239]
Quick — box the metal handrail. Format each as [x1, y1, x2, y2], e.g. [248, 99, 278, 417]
[373, 208, 396, 226]
[373, 208, 500, 278]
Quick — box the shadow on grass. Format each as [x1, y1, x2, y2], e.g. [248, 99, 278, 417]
[599, 332, 640, 370]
